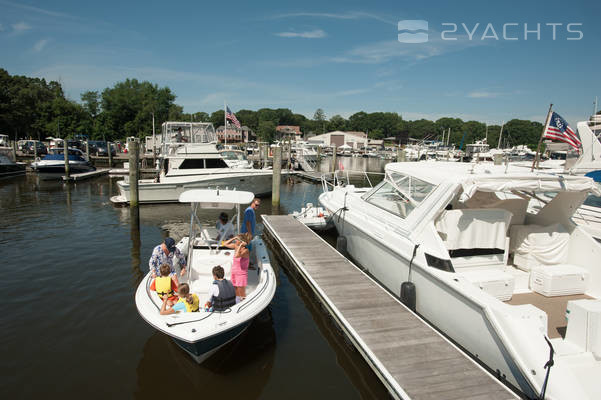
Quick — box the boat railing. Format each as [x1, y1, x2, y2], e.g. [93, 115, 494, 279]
[321, 169, 385, 193]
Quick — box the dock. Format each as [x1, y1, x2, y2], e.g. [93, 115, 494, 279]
[62, 168, 109, 182]
[262, 215, 518, 400]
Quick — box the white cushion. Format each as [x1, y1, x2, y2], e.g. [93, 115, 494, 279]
[460, 269, 515, 301]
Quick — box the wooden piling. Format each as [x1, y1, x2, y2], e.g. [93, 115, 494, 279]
[107, 141, 113, 167]
[85, 140, 90, 161]
[272, 146, 281, 206]
[12, 140, 17, 162]
[128, 137, 140, 207]
[331, 145, 337, 172]
[33, 139, 38, 162]
[63, 138, 70, 179]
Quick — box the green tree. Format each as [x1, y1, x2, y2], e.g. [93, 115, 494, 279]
[328, 114, 347, 131]
[257, 120, 276, 143]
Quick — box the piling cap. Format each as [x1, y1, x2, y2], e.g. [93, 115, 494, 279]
[164, 237, 176, 253]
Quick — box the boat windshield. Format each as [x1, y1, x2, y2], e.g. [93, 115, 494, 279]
[363, 172, 436, 218]
[220, 151, 246, 161]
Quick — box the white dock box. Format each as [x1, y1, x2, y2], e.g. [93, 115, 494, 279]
[530, 264, 589, 297]
[565, 299, 601, 358]
[461, 269, 515, 301]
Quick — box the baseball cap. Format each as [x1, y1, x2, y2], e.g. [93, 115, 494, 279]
[164, 237, 176, 253]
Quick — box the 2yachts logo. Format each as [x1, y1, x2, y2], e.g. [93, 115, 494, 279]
[398, 20, 583, 42]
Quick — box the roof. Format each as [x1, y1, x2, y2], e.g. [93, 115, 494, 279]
[179, 189, 254, 207]
[385, 161, 601, 196]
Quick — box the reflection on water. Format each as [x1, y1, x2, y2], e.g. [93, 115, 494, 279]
[135, 309, 276, 399]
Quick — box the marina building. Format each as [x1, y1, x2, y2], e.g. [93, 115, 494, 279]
[216, 125, 255, 143]
[307, 130, 367, 149]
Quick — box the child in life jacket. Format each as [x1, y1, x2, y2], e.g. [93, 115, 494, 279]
[204, 265, 236, 312]
[150, 263, 178, 305]
[160, 283, 200, 315]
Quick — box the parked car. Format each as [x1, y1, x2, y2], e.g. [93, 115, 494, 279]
[88, 140, 116, 156]
[67, 140, 86, 152]
[19, 140, 47, 155]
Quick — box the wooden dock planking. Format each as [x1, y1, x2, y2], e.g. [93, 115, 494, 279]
[62, 168, 109, 181]
[262, 215, 517, 400]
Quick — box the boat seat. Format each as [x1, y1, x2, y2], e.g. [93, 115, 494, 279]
[459, 269, 515, 301]
[530, 264, 589, 297]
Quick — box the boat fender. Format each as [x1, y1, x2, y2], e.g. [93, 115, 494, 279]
[336, 235, 347, 255]
[401, 244, 420, 312]
[400, 281, 416, 312]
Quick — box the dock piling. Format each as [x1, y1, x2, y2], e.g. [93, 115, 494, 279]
[272, 146, 281, 206]
[128, 137, 140, 207]
[63, 138, 70, 179]
[85, 140, 90, 161]
[107, 141, 113, 168]
[331, 145, 337, 173]
[11, 140, 17, 162]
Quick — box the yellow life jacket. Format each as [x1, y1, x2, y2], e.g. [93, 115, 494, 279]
[177, 294, 200, 312]
[155, 276, 174, 299]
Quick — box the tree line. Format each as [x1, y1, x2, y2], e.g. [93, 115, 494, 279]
[0, 68, 563, 149]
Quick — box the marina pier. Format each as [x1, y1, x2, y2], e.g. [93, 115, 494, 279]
[262, 215, 518, 400]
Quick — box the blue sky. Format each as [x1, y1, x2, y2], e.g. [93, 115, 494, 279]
[1, 0, 600, 126]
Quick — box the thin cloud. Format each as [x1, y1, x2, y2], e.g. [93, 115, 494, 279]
[269, 11, 395, 25]
[0, 0, 76, 19]
[275, 29, 326, 38]
[12, 22, 32, 33]
[0, 23, 4, 31]
[33, 39, 48, 52]
[467, 91, 500, 98]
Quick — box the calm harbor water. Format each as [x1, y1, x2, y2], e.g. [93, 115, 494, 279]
[0, 156, 390, 399]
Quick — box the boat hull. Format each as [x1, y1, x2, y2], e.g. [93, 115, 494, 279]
[172, 321, 250, 363]
[0, 163, 26, 178]
[33, 162, 95, 180]
[114, 172, 273, 204]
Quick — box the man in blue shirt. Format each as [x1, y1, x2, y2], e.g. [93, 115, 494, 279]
[241, 198, 260, 236]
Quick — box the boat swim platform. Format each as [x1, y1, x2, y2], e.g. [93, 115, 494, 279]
[262, 215, 518, 400]
[62, 168, 109, 182]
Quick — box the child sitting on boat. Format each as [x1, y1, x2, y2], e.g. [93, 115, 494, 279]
[223, 233, 252, 301]
[150, 263, 178, 304]
[160, 283, 200, 315]
[205, 265, 236, 311]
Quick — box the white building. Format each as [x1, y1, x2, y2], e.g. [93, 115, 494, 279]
[307, 131, 367, 149]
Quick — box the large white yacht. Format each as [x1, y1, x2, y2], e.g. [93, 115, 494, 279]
[320, 161, 601, 399]
[112, 122, 272, 204]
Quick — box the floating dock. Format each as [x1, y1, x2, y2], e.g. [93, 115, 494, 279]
[62, 168, 109, 182]
[262, 215, 518, 400]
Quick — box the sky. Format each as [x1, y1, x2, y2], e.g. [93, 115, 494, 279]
[1, 0, 600, 126]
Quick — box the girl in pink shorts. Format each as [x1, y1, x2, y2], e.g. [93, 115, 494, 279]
[224, 233, 252, 301]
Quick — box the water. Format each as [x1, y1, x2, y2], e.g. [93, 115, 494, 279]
[0, 156, 390, 399]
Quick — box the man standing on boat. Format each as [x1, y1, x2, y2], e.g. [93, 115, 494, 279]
[149, 237, 187, 284]
[241, 198, 260, 268]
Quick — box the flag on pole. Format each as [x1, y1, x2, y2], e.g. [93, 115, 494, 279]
[543, 112, 581, 151]
[226, 106, 241, 128]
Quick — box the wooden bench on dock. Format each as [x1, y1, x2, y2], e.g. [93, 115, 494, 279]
[262, 215, 518, 400]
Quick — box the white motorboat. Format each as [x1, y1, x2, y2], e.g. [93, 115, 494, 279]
[291, 203, 332, 231]
[31, 147, 95, 180]
[219, 150, 253, 169]
[111, 122, 272, 204]
[0, 147, 25, 178]
[135, 189, 277, 363]
[320, 161, 601, 399]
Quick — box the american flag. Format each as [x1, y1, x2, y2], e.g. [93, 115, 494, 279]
[543, 111, 581, 151]
[226, 106, 241, 128]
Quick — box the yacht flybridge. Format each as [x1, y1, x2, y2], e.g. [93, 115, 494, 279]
[320, 162, 601, 399]
[135, 189, 276, 363]
[111, 122, 272, 204]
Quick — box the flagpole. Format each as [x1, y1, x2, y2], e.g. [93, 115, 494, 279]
[224, 101, 227, 146]
[532, 103, 553, 171]
[497, 121, 504, 149]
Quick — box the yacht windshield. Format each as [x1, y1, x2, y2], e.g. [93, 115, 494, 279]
[363, 173, 436, 218]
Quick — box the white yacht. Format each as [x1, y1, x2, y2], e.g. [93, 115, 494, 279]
[320, 161, 601, 399]
[135, 189, 276, 363]
[219, 150, 253, 169]
[111, 122, 272, 204]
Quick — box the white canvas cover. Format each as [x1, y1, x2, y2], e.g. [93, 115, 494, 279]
[179, 189, 254, 207]
[436, 208, 512, 250]
[460, 175, 601, 200]
[509, 224, 570, 270]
